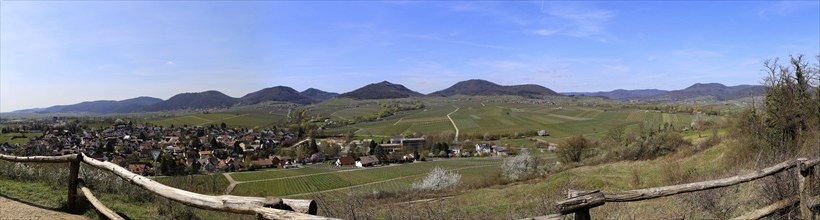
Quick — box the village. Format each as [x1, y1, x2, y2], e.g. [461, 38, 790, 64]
[0, 117, 519, 177]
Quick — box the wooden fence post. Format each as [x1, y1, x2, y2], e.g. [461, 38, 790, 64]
[557, 190, 604, 220]
[797, 158, 816, 220]
[67, 154, 81, 211]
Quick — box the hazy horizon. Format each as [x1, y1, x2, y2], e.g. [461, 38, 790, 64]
[2, 1, 818, 112]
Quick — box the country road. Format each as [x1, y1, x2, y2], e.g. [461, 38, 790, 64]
[446, 105, 460, 142]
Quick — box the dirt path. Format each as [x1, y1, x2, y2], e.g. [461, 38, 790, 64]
[0, 196, 88, 220]
[446, 105, 460, 142]
[223, 173, 238, 195]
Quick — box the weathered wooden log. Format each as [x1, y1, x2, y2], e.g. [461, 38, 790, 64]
[556, 190, 605, 215]
[803, 158, 820, 169]
[0, 154, 78, 163]
[78, 179, 125, 220]
[797, 158, 817, 220]
[730, 196, 798, 220]
[604, 160, 797, 202]
[254, 207, 341, 220]
[280, 199, 318, 215]
[79, 154, 321, 217]
[67, 154, 81, 210]
[518, 214, 563, 220]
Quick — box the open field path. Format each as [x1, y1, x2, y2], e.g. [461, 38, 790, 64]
[283, 164, 495, 197]
[330, 111, 348, 121]
[446, 105, 460, 142]
[288, 138, 311, 148]
[392, 117, 404, 126]
[0, 195, 88, 220]
[223, 173, 238, 195]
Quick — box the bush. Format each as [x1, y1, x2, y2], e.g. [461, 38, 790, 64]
[500, 152, 537, 181]
[557, 135, 592, 163]
[412, 166, 461, 191]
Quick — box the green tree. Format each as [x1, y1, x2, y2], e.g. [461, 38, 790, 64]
[374, 144, 386, 161]
[308, 138, 319, 154]
[233, 141, 244, 155]
[369, 140, 377, 155]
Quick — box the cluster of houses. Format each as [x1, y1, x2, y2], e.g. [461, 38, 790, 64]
[0, 120, 306, 175]
[2, 118, 526, 176]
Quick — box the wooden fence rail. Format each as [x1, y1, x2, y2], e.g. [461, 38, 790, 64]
[0, 153, 337, 220]
[548, 158, 819, 220]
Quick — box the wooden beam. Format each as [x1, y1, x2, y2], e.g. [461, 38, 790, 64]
[604, 160, 797, 202]
[79, 154, 320, 218]
[254, 207, 341, 220]
[730, 196, 798, 220]
[797, 158, 817, 220]
[557, 190, 605, 215]
[518, 214, 563, 220]
[78, 179, 125, 220]
[67, 154, 81, 210]
[0, 154, 78, 163]
[280, 199, 318, 215]
[803, 158, 820, 169]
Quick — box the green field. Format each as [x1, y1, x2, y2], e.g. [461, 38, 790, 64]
[0, 132, 40, 145]
[147, 113, 285, 128]
[230, 158, 501, 197]
[338, 100, 713, 141]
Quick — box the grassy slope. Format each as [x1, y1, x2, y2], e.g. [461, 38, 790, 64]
[231, 158, 502, 197]
[412, 141, 773, 219]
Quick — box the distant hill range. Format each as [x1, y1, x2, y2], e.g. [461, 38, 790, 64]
[300, 88, 339, 102]
[7, 80, 766, 114]
[143, 91, 238, 112]
[240, 86, 316, 105]
[431, 79, 560, 97]
[337, 81, 423, 100]
[11, 86, 343, 114]
[646, 83, 764, 102]
[564, 83, 765, 101]
[11, 97, 163, 114]
[563, 89, 669, 100]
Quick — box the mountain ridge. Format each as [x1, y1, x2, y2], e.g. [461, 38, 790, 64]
[430, 79, 561, 97]
[337, 81, 423, 100]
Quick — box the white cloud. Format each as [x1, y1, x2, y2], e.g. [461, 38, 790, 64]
[533, 29, 561, 36]
[166, 61, 175, 65]
[759, 1, 820, 19]
[601, 64, 630, 73]
[672, 49, 722, 58]
[544, 3, 614, 40]
[404, 34, 509, 50]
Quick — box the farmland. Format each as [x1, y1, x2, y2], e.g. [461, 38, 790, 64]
[332, 99, 719, 142]
[0, 132, 41, 145]
[146, 113, 286, 128]
[228, 158, 503, 197]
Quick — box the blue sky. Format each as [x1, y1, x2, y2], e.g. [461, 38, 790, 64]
[1, 1, 818, 112]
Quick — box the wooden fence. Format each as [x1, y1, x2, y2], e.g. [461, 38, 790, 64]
[0, 153, 338, 220]
[529, 158, 819, 220]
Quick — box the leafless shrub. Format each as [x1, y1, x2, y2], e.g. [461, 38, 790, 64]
[682, 187, 734, 219]
[630, 168, 642, 188]
[0, 160, 69, 187]
[662, 161, 692, 185]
